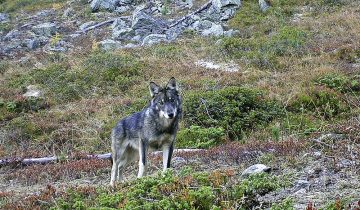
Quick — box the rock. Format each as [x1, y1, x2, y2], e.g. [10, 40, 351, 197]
[111, 18, 128, 30]
[90, 0, 120, 12]
[141, 34, 168, 46]
[3, 30, 20, 41]
[98, 39, 122, 50]
[212, 0, 241, 10]
[259, 0, 270, 12]
[172, 157, 186, 167]
[112, 28, 135, 40]
[36, 9, 55, 17]
[241, 164, 271, 177]
[293, 179, 310, 191]
[132, 11, 168, 37]
[119, 0, 133, 5]
[201, 24, 224, 37]
[122, 43, 138, 49]
[79, 21, 97, 31]
[211, 0, 241, 21]
[224, 29, 239, 37]
[192, 20, 214, 31]
[25, 39, 41, 50]
[0, 13, 9, 23]
[23, 85, 44, 98]
[115, 5, 131, 14]
[32, 23, 57, 37]
[63, 7, 75, 18]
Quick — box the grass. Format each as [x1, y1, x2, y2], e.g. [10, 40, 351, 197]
[0, 0, 67, 12]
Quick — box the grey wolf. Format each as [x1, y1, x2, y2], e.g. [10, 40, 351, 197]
[110, 77, 182, 186]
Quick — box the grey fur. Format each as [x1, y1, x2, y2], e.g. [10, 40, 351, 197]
[110, 77, 182, 186]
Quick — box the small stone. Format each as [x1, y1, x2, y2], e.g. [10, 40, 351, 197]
[23, 85, 44, 98]
[223, 29, 239, 37]
[32, 23, 57, 37]
[90, 0, 120, 12]
[241, 164, 271, 177]
[259, 0, 270, 12]
[98, 39, 122, 50]
[0, 13, 9, 23]
[201, 24, 224, 37]
[141, 34, 168, 46]
[63, 7, 75, 18]
[26, 39, 40, 50]
[293, 179, 310, 191]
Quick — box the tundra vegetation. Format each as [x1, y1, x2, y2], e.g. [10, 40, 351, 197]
[0, 0, 359, 209]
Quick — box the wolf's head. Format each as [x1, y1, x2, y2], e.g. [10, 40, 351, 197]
[149, 77, 181, 120]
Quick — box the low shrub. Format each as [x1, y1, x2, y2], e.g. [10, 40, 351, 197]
[315, 73, 360, 93]
[287, 87, 348, 119]
[183, 87, 283, 140]
[176, 126, 225, 149]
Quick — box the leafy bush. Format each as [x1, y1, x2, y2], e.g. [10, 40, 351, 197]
[176, 126, 225, 149]
[183, 87, 283, 140]
[271, 197, 294, 210]
[288, 88, 348, 119]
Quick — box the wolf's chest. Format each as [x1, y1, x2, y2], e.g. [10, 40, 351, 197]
[148, 133, 172, 150]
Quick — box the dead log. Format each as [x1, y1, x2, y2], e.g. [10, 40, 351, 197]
[0, 149, 204, 167]
[78, 16, 131, 34]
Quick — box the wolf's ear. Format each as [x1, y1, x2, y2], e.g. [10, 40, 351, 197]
[166, 77, 178, 91]
[149, 82, 161, 97]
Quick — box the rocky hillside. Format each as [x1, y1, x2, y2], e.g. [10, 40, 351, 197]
[1, 0, 360, 209]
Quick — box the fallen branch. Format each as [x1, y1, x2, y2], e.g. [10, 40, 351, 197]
[0, 149, 204, 167]
[79, 16, 131, 34]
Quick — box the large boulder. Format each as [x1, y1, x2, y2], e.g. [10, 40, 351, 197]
[32, 23, 57, 37]
[90, 0, 120, 12]
[201, 24, 224, 37]
[132, 11, 168, 37]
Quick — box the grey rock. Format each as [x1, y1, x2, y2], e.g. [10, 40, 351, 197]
[242, 164, 271, 177]
[293, 179, 310, 191]
[90, 0, 120, 12]
[111, 18, 127, 30]
[132, 11, 168, 37]
[99, 39, 122, 50]
[112, 28, 135, 40]
[115, 5, 131, 14]
[32, 23, 57, 37]
[259, 0, 270, 12]
[36, 9, 55, 17]
[224, 29, 239, 37]
[25, 39, 41, 50]
[131, 35, 142, 42]
[23, 85, 44, 98]
[0, 13, 9, 23]
[141, 34, 168, 46]
[63, 7, 75, 18]
[212, 0, 241, 10]
[79, 21, 97, 31]
[192, 20, 214, 31]
[119, 0, 133, 5]
[4, 30, 20, 41]
[122, 43, 138, 49]
[201, 24, 224, 37]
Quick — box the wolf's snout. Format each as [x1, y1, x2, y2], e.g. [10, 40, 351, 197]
[168, 113, 174, 119]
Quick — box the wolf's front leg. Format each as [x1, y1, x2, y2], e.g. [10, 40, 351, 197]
[162, 142, 174, 173]
[138, 139, 148, 178]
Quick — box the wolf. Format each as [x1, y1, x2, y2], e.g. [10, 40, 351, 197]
[110, 77, 182, 186]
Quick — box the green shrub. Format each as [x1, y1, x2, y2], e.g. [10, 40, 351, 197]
[315, 73, 360, 93]
[271, 197, 294, 210]
[0, 0, 67, 12]
[288, 88, 348, 119]
[183, 87, 283, 140]
[176, 126, 225, 149]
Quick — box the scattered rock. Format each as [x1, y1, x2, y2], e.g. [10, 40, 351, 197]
[112, 28, 135, 40]
[259, 0, 270, 12]
[98, 39, 122, 50]
[211, 0, 241, 20]
[141, 34, 168, 46]
[201, 23, 224, 36]
[192, 20, 213, 31]
[195, 59, 239, 72]
[223, 29, 239, 37]
[115, 5, 131, 14]
[111, 18, 128, 30]
[132, 11, 168, 37]
[63, 7, 75, 18]
[0, 13, 9, 23]
[24, 39, 41, 50]
[241, 164, 271, 177]
[3, 29, 20, 41]
[90, 0, 120, 12]
[23, 85, 44, 98]
[32, 23, 57, 37]
[293, 179, 310, 191]
[36, 10, 55, 17]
